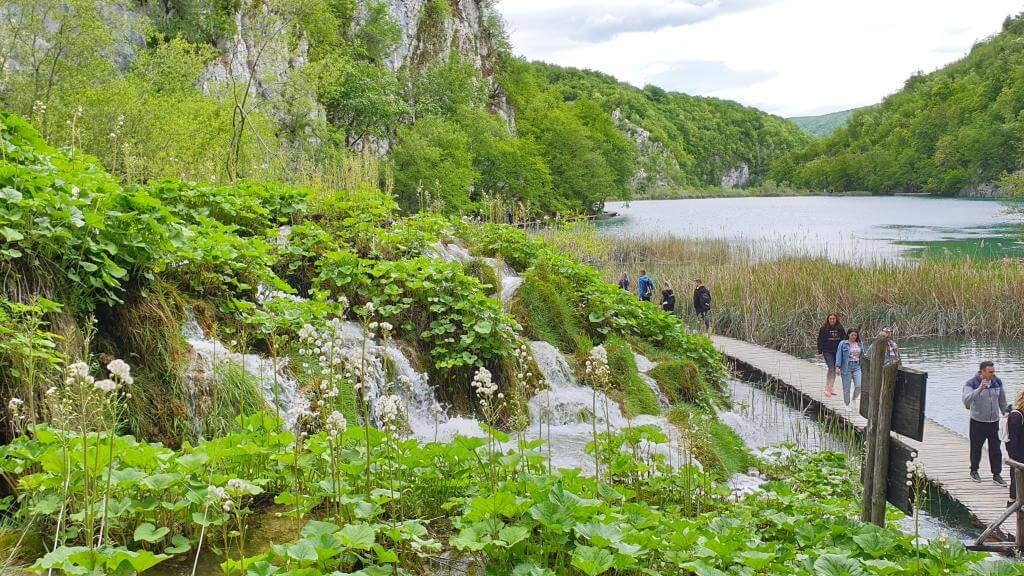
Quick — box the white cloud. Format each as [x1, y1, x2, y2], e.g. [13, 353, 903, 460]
[497, 0, 1022, 116]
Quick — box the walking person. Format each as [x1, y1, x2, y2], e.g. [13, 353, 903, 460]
[964, 361, 1010, 485]
[1004, 391, 1024, 505]
[692, 279, 712, 330]
[872, 326, 901, 365]
[817, 314, 846, 397]
[660, 282, 676, 313]
[618, 271, 630, 292]
[835, 328, 863, 407]
[638, 269, 654, 302]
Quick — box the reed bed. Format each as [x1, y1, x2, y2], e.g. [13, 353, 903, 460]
[539, 226, 1024, 352]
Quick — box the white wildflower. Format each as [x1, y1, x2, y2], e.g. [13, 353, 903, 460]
[376, 394, 403, 427]
[7, 397, 24, 419]
[94, 379, 118, 393]
[325, 411, 347, 437]
[430, 402, 444, 417]
[106, 359, 133, 385]
[69, 361, 90, 380]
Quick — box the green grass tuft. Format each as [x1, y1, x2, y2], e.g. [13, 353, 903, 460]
[649, 359, 711, 407]
[603, 336, 660, 417]
[669, 404, 751, 478]
[510, 263, 589, 353]
[462, 258, 500, 298]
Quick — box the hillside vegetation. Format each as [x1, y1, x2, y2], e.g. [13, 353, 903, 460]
[771, 13, 1024, 195]
[788, 108, 862, 137]
[0, 0, 809, 215]
[516, 62, 811, 193]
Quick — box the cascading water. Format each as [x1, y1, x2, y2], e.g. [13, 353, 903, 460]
[430, 242, 524, 304]
[182, 310, 310, 431]
[525, 341, 692, 474]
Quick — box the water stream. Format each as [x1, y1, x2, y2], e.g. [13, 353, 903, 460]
[430, 242, 524, 304]
[720, 378, 979, 542]
[182, 311, 310, 431]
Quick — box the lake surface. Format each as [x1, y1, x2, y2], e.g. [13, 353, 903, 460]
[806, 338, 1024, 439]
[602, 196, 1022, 263]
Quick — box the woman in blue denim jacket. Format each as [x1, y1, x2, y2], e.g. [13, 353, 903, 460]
[835, 328, 863, 406]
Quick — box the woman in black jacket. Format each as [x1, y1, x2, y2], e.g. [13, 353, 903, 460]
[817, 314, 846, 398]
[1006, 391, 1024, 505]
[661, 283, 676, 313]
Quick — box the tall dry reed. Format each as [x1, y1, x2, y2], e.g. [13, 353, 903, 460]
[540, 226, 1024, 352]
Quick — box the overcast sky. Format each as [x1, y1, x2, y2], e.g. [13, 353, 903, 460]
[496, 0, 1023, 117]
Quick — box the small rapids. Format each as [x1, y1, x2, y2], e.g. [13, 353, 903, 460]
[525, 341, 693, 474]
[430, 242, 524, 304]
[182, 311, 311, 431]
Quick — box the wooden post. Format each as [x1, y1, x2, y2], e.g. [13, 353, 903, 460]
[1016, 465, 1024, 551]
[860, 339, 883, 522]
[869, 360, 898, 525]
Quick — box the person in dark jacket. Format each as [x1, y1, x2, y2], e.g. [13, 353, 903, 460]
[637, 270, 654, 302]
[817, 314, 846, 398]
[1005, 390, 1024, 505]
[660, 282, 676, 313]
[692, 279, 712, 330]
[963, 361, 1010, 485]
[618, 271, 630, 292]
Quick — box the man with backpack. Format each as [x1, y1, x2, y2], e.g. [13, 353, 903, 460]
[637, 270, 655, 302]
[693, 279, 712, 331]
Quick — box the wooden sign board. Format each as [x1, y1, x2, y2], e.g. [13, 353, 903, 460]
[885, 438, 915, 514]
[858, 359, 928, 442]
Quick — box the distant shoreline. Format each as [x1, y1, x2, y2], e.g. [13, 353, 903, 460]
[615, 189, 1013, 202]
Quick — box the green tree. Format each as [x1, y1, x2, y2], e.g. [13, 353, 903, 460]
[391, 116, 477, 213]
[313, 58, 408, 147]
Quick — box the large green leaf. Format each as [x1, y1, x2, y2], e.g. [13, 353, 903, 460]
[571, 545, 615, 576]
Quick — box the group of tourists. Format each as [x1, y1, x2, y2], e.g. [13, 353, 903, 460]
[816, 314, 900, 408]
[817, 313, 1022, 501]
[618, 270, 712, 330]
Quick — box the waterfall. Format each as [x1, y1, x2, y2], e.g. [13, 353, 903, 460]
[525, 341, 692, 474]
[430, 242, 524, 304]
[182, 310, 311, 431]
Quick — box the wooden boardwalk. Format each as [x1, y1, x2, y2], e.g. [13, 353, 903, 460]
[712, 334, 1014, 539]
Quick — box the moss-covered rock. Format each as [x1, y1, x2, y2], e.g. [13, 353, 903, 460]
[649, 359, 710, 407]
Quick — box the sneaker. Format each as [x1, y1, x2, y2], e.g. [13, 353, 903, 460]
[970, 471, 981, 482]
[994, 475, 1007, 486]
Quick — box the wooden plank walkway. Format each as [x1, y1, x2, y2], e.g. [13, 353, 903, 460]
[712, 334, 1014, 539]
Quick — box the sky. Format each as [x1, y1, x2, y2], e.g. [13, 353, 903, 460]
[496, 0, 1023, 117]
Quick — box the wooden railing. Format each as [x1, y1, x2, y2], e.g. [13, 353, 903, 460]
[969, 458, 1024, 553]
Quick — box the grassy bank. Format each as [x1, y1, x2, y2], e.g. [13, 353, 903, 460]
[540, 227, 1024, 352]
[620, 181, 843, 201]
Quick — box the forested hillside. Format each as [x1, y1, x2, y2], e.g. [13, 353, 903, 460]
[788, 108, 862, 137]
[513, 62, 811, 193]
[771, 13, 1024, 195]
[0, 0, 809, 215]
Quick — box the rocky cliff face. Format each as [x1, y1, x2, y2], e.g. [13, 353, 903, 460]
[386, 0, 514, 127]
[200, 0, 513, 134]
[611, 108, 681, 192]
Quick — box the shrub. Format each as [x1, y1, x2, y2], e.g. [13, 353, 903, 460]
[315, 251, 515, 372]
